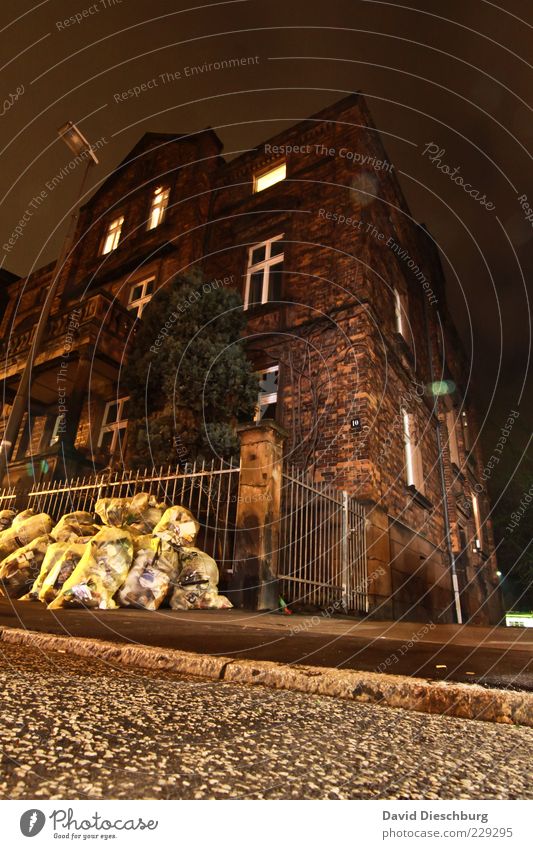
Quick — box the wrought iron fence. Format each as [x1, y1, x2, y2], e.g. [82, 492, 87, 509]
[6, 460, 240, 574]
[0, 485, 17, 513]
[279, 465, 367, 612]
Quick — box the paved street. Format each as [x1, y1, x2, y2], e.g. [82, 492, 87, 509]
[1, 643, 532, 800]
[1, 602, 532, 689]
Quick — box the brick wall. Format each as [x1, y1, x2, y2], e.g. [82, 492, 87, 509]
[0, 94, 502, 622]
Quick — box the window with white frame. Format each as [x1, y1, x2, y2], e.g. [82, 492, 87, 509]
[98, 397, 129, 455]
[49, 413, 65, 445]
[472, 493, 483, 552]
[445, 408, 460, 467]
[394, 287, 409, 342]
[402, 408, 425, 493]
[254, 366, 279, 422]
[253, 161, 286, 193]
[244, 236, 284, 309]
[128, 277, 155, 318]
[101, 216, 124, 255]
[148, 186, 170, 230]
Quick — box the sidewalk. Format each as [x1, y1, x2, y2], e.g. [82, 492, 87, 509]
[1, 601, 531, 689]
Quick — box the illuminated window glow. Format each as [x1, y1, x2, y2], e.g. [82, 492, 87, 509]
[148, 186, 170, 230]
[253, 162, 286, 193]
[102, 216, 124, 254]
[402, 408, 425, 493]
[472, 493, 483, 551]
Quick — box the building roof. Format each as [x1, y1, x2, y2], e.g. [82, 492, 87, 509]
[0, 268, 20, 286]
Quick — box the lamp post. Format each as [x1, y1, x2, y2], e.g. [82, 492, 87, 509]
[0, 123, 98, 482]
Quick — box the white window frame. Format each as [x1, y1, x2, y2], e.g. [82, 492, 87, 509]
[244, 235, 284, 310]
[254, 365, 279, 422]
[98, 396, 129, 455]
[101, 215, 124, 254]
[253, 161, 286, 193]
[128, 276, 156, 318]
[49, 413, 66, 446]
[402, 408, 425, 493]
[394, 287, 410, 343]
[147, 186, 170, 230]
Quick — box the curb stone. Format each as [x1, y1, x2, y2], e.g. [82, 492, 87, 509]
[2, 627, 532, 727]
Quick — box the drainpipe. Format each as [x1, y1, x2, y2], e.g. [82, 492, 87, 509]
[422, 295, 463, 625]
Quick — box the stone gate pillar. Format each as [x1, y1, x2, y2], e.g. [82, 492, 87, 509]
[231, 420, 287, 610]
[365, 503, 393, 619]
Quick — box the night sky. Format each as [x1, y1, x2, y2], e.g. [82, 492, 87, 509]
[1, 0, 531, 463]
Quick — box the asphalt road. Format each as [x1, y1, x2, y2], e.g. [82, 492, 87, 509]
[0, 601, 532, 690]
[1, 643, 532, 800]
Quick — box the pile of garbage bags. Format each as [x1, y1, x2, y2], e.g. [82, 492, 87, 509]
[0, 496, 232, 611]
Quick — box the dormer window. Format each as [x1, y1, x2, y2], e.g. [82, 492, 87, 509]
[101, 216, 124, 255]
[148, 186, 169, 229]
[253, 161, 286, 193]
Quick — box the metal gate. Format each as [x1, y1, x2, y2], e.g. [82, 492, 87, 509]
[278, 465, 367, 613]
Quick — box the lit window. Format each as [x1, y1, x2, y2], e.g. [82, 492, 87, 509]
[49, 413, 65, 446]
[98, 397, 129, 455]
[402, 408, 425, 493]
[244, 236, 284, 309]
[101, 216, 124, 254]
[148, 186, 170, 230]
[472, 493, 483, 552]
[253, 161, 286, 193]
[445, 409, 460, 467]
[254, 366, 279, 422]
[128, 277, 155, 318]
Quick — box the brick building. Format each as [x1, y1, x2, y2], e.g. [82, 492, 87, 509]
[0, 94, 502, 623]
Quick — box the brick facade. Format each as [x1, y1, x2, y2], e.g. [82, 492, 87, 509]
[0, 94, 502, 623]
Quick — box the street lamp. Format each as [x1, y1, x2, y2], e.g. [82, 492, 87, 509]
[57, 121, 99, 164]
[0, 123, 98, 481]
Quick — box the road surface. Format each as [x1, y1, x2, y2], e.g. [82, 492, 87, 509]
[1, 643, 532, 800]
[0, 602, 531, 689]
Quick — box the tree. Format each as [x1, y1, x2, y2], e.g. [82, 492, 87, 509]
[488, 439, 533, 611]
[123, 274, 259, 468]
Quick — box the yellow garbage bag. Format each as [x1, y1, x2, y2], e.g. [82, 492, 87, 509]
[40, 542, 86, 604]
[153, 506, 199, 549]
[0, 510, 16, 531]
[117, 535, 179, 610]
[48, 526, 133, 610]
[169, 546, 232, 610]
[94, 492, 165, 532]
[0, 513, 53, 561]
[51, 511, 101, 543]
[0, 535, 53, 598]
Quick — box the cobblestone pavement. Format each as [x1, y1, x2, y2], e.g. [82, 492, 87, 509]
[1, 643, 532, 800]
